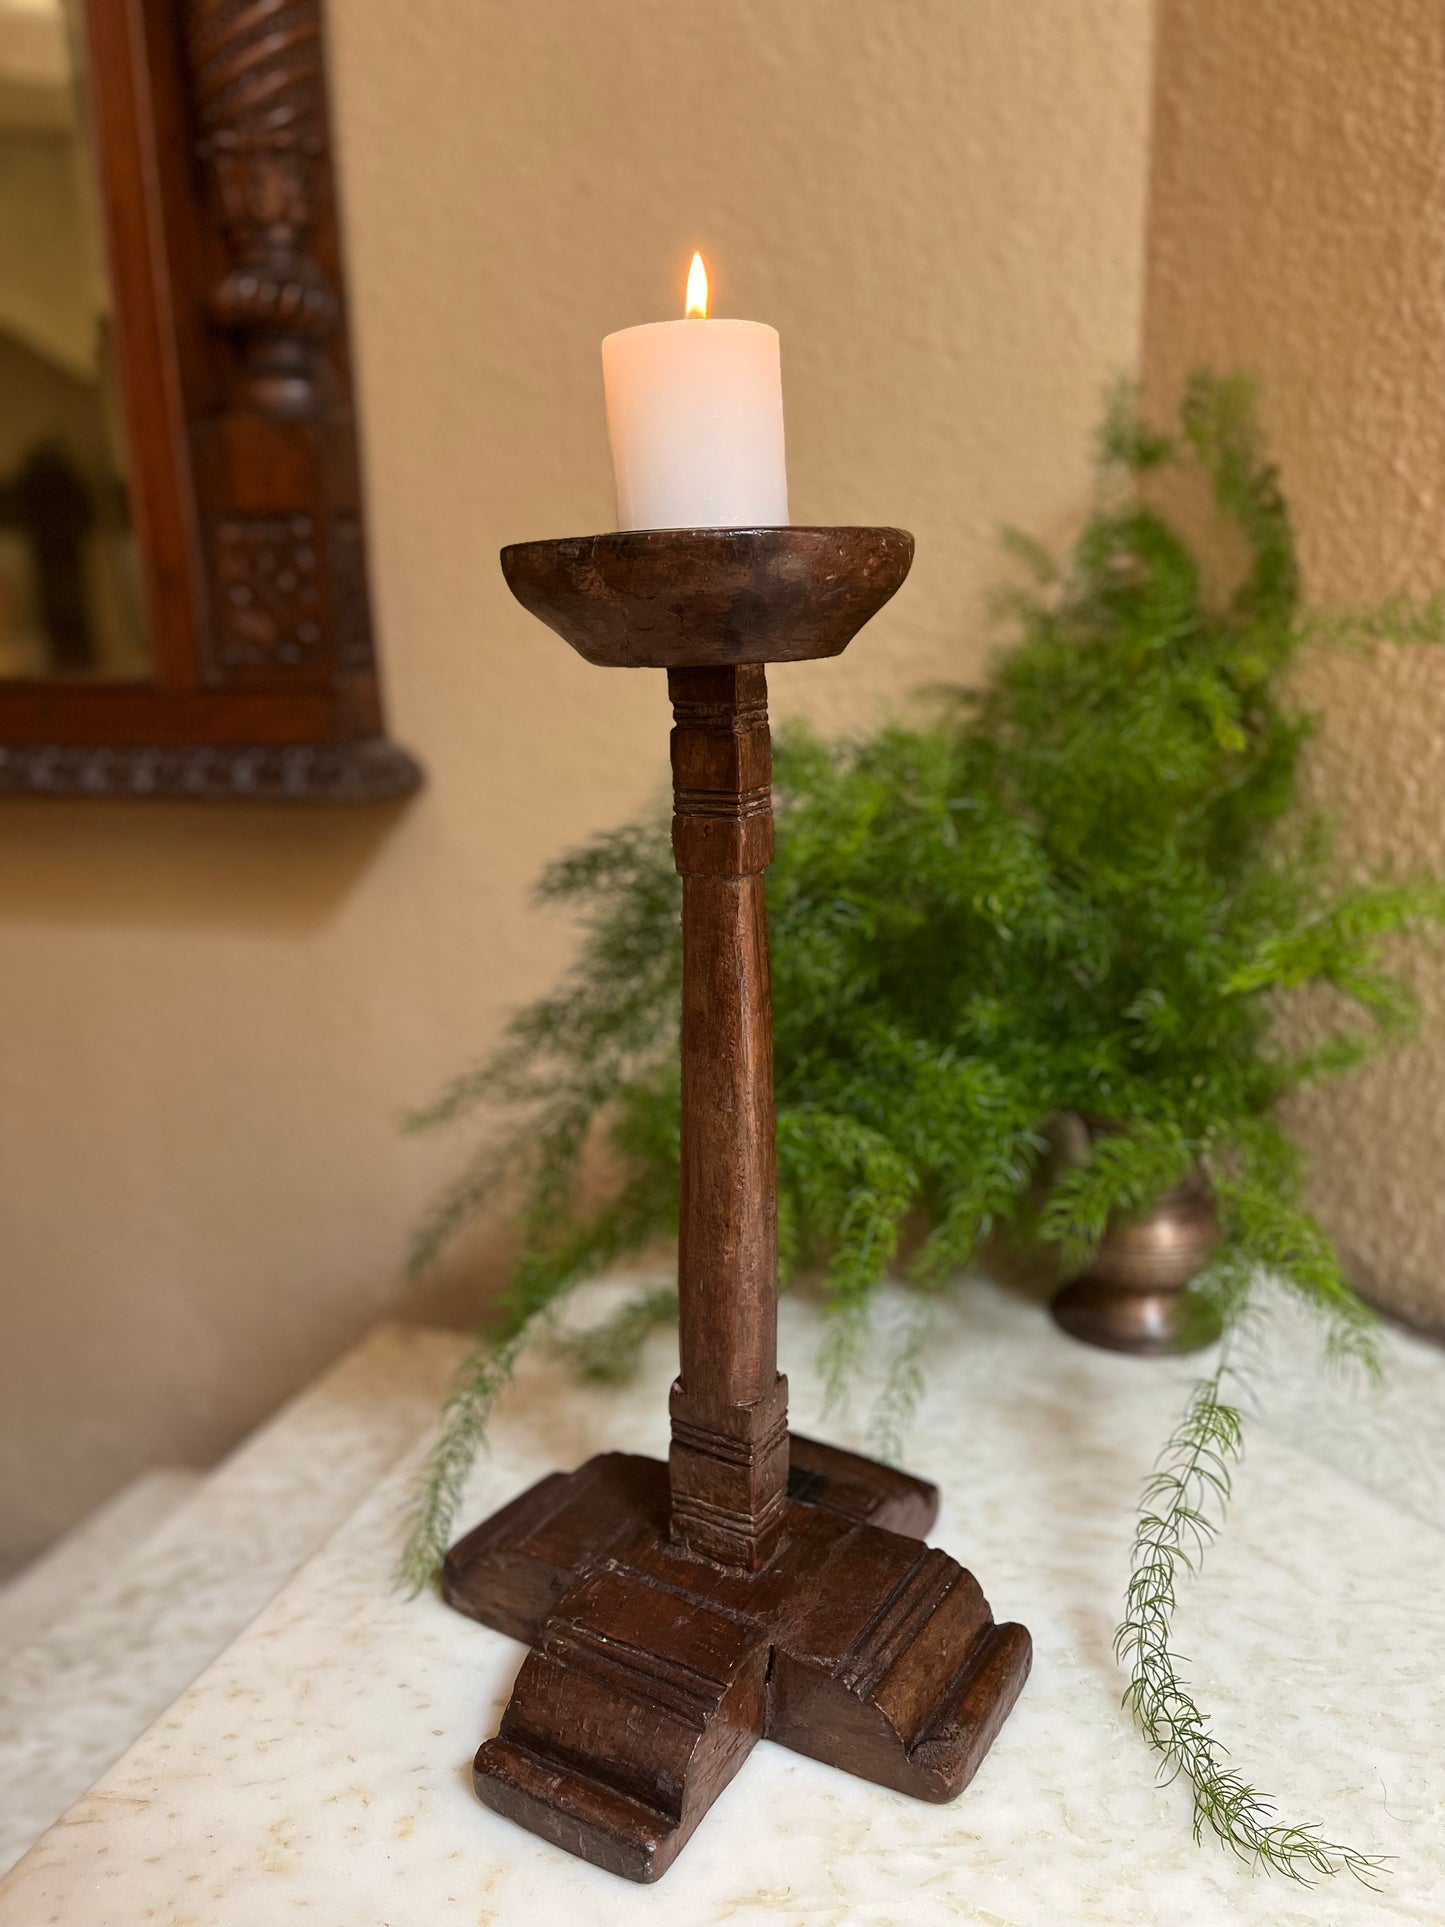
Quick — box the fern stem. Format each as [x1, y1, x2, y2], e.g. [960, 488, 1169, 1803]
[1117, 1348, 1385, 1884]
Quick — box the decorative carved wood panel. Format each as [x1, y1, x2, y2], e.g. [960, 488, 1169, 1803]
[0, 0, 420, 802]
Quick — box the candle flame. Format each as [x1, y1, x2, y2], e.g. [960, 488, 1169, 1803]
[685, 251, 709, 319]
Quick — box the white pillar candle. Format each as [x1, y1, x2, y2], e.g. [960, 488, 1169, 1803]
[602, 254, 789, 532]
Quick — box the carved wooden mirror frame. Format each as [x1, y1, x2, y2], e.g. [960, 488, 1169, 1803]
[0, 0, 420, 801]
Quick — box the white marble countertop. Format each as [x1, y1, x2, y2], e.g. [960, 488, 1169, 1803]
[0, 1323, 464, 1873]
[2, 1277, 1442, 1926]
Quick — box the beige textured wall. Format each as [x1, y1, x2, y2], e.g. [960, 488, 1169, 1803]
[0, 0, 1154, 1565]
[1144, 0, 1445, 1333]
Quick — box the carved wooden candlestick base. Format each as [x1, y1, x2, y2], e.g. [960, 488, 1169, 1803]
[442, 528, 1032, 1882]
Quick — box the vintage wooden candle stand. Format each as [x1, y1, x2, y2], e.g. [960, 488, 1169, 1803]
[442, 527, 1032, 1882]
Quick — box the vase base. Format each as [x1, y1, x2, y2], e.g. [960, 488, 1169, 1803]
[1050, 1276, 1221, 1355]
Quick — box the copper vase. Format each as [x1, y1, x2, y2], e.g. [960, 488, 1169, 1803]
[1048, 1119, 1222, 1356]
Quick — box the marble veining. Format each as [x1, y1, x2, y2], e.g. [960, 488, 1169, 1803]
[0, 1468, 201, 1655]
[1, 1279, 1442, 1925]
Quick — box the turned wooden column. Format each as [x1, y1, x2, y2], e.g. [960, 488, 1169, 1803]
[666, 662, 789, 1571]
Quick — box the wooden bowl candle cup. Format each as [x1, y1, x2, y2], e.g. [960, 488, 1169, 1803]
[442, 527, 1032, 1883]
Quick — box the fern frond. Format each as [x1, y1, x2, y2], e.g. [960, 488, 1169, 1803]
[398, 1323, 534, 1596]
[1117, 1362, 1384, 1884]
[550, 1285, 678, 1384]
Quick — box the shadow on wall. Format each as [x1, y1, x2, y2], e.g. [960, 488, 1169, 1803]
[0, 797, 412, 935]
[402, 1215, 523, 1333]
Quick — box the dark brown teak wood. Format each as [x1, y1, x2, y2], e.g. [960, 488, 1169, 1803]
[500, 525, 916, 667]
[445, 528, 1031, 1882]
[0, 0, 419, 802]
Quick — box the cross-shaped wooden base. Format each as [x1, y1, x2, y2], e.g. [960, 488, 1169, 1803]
[445, 1434, 1031, 1883]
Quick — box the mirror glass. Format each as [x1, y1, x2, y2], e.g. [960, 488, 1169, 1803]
[0, 0, 147, 679]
